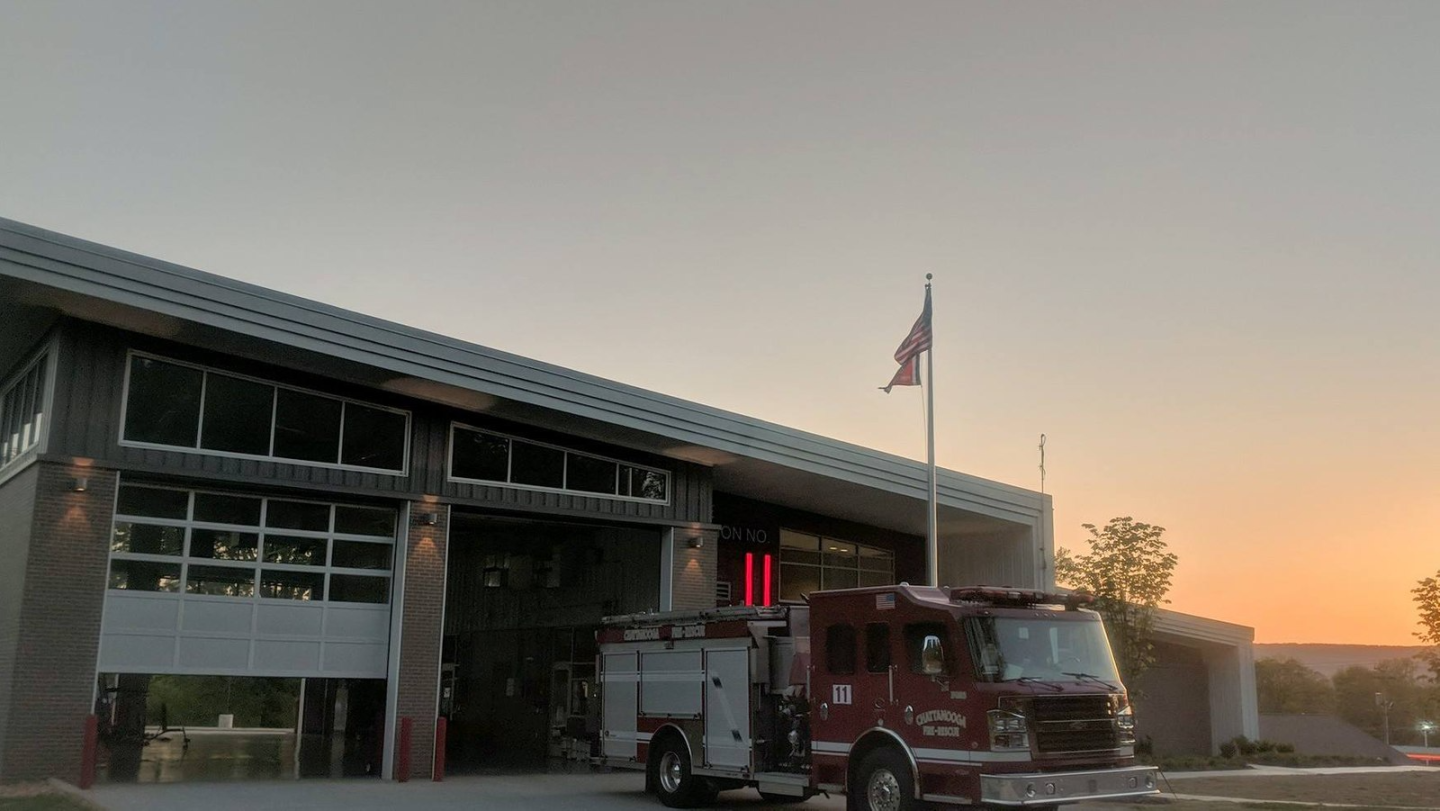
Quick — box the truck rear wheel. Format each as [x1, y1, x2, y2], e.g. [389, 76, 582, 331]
[850, 748, 916, 811]
[651, 737, 708, 808]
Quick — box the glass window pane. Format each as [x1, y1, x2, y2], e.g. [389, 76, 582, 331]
[199, 373, 274, 455]
[510, 440, 564, 488]
[193, 493, 263, 526]
[260, 570, 324, 600]
[124, 357, 203, 447]
[822, 540, 857, 569]
[272, 389, 342, 463]
[263, 535, 327, 565]
[329, 574, 389, 604]
[111, 522, 185, 555]
[635, 469, 667, 501]
[451, 428, 509, 482]
[116, 485, 190, 519]
[858, 569, 894, 588]
[823, 567, 858, 590]
[340, 404, 407, 471]
[332, 540, 392, 571]
[780, 531, 820, 551]
[265, 500, 331, 531]
[779, 548, 821, 566]
[859, 545, 894, 572]
[334, 506, 396, 538]
[190, 529, 259, 561]
[108, 560, 181, 592]
[186, 565, 256, 597]
[780, 564, 820, 602]
[826, 624, 856, 674]
[566, 454, 617, 495]
[866, 623, 892, 673]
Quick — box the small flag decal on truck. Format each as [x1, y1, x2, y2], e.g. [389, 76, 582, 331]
[876, 593, 895, 610]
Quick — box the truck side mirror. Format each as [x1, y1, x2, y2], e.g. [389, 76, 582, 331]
[921, 635, 945, 675]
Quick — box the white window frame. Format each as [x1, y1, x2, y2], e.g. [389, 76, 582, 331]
[0, 341, 58, 484]
[446, 421, 672, 506]
[106, 482, 398, 605]
[118, 350, 412, 476]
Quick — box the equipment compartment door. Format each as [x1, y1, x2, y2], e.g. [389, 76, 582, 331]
[600, 652, 639, 759]
[702, 648, 751, 770]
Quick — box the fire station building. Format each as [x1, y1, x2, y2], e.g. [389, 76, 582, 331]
[0, 217, 1257, 784]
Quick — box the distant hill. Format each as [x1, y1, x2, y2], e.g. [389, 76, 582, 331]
[1255, 643, 1430, 676]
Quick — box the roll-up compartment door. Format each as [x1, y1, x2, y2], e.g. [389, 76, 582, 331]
[703, 648, 751, 770]
[601, 651, 640, 759]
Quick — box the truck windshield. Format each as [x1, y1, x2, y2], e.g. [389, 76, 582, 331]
[966, 616, 1121, 685]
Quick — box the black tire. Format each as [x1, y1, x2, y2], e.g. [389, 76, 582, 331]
[849, 748, 917, 811]
[758, 789, 812, 803]
[651, 736, 706, 808]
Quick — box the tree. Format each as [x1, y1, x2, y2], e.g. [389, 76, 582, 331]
[1054, 516, 1179, 684]
[1414, 571, 1440, 680]
[1255, 657, 1335, 715]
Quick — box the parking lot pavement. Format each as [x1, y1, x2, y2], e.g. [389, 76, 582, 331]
[89, 771, 842, 811]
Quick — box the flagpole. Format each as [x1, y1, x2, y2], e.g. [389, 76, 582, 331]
[924, 274, 938, 587]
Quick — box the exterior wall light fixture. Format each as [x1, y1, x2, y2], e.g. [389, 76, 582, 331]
[687, 534, 704, 549]
[418, 512, 439, 526]
[70, 477, 89, 493]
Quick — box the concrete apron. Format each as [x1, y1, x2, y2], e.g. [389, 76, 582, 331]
[85, 771, 839, 811]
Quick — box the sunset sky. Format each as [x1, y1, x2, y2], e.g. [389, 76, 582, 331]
[2, 1, 1437, 644]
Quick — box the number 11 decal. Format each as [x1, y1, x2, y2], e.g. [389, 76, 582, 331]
[831, 684, 852, 705]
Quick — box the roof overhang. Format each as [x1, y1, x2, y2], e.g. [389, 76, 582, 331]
[1, 217, 1044, 538]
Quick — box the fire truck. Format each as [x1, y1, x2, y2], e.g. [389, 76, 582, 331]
[595, 585, 1158, 810]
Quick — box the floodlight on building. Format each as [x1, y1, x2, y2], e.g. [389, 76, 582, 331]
[70, 477, 89, 493]
[418, 512, 439, 526]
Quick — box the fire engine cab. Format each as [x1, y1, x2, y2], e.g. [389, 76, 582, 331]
[596, 585, 1158, 810]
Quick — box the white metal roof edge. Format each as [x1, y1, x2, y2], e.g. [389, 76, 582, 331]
[0, 216, 1044, 518]
[1152, 605, 1255, 646]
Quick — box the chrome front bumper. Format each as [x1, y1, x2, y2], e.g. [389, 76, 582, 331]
[980, 766, 1159, 806]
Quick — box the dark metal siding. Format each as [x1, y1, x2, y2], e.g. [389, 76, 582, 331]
[48, 320, 712, 525]
[0, 464, 39, 777]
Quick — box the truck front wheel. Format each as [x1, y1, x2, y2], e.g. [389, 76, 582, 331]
[652, 738, 710, 808]
[851, 748, 916, 811]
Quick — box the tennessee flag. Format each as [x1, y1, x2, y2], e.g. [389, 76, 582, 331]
[881, 286, 933, 393]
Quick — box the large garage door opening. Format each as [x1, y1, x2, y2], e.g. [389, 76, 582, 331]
[442, 513, 662, 772]
[94, 673, 384, 782]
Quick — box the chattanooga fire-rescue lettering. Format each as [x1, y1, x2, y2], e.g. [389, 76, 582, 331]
[915, 708, 965, 737]
[596, 585, 1158, 810]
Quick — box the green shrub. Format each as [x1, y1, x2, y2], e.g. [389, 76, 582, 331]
[1218, 741, 1238, 759]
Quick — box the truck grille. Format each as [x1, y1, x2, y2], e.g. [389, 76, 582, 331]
[1030, 695, 1119, 753]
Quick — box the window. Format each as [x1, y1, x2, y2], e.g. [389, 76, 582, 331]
[905, 622, 951, 675]
[779, 530, 895, 602]
[1, 352, 51, 469]
[826, 624, 856, 674]
[200, 373, 273, 455]
[122, 353, 409, 473]
[865, 623, 892, 673]
[448, 424, 670, 503]
[105, 483, 398, 605]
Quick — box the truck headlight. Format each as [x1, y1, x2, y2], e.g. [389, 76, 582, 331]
[1116, 703, 1136, 745]
[987, 709, 1029, 751]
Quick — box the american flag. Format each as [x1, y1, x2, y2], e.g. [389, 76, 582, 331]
[876, 592, 897, 610]
[881, 285, 933, 393]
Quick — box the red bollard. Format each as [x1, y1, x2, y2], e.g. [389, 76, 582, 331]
[433, 716, 447, 782]
[396, 716, 412, 783]
[79, 714, 98, 789]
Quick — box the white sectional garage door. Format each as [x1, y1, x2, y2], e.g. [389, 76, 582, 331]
[99, 481, 397, 678]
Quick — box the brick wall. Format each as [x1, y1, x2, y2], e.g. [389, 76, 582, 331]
[0, 463, 117, 781]
[671, 528, 718, 611]
[394, 503, 449, 779]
